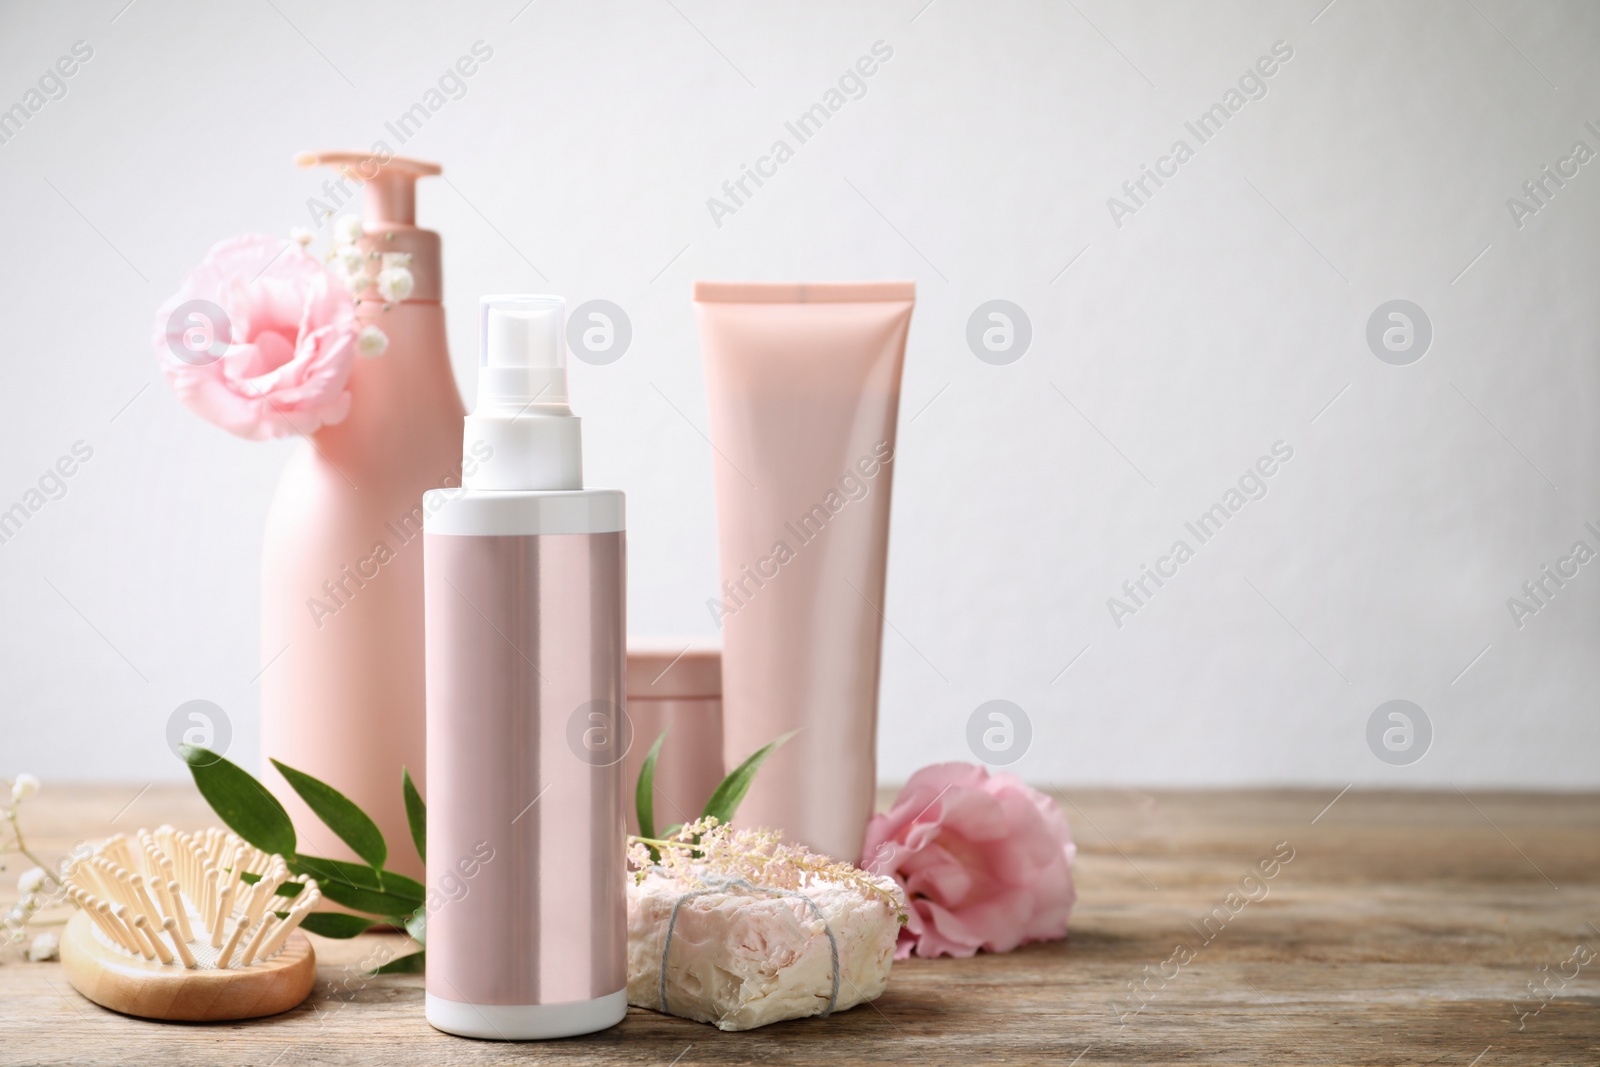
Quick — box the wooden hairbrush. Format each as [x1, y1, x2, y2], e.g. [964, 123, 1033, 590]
[60, 826, 322, 1021]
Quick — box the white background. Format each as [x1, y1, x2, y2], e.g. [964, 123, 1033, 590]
[1, 0, 1595, 788]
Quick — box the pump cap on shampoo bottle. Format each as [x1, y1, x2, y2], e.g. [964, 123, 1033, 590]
[294, 151, 444, 302]
[464, 296, 583, 492]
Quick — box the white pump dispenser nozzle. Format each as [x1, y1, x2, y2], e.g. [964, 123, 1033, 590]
[463, 295, 583, 491]
[481, 298, 569, 411]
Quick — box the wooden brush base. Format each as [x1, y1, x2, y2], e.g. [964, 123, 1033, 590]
[60, 911, 317, 1021]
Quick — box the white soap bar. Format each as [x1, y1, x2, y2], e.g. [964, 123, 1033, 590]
[626, 869, 903, 1031]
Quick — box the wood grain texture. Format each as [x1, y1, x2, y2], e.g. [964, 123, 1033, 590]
[2, 784, 1595, 1066]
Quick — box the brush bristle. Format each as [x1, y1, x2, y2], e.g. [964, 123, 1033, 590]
[63, 826, 321, 970]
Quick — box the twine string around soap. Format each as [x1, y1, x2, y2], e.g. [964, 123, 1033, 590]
[657, 875, 841, 1020]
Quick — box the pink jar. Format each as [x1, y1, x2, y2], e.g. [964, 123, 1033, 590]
[626, 642, 723, 835]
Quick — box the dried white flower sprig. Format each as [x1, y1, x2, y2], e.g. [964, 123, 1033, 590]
[376, 252, 415, 304]
[627, 729, 903, 917]
[356, 325, 389, 359]
[3, 772, 68, 961]
[5, 774, 56, 894]
[27, 930, 58, 961]
[629, 817, 906, 922]
[334, 215, 364, 246]
[310, 213, 419, 346]
[336, 244, 366, 277]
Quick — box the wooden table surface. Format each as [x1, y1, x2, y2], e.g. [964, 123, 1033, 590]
[2, 784, 1595, 1066]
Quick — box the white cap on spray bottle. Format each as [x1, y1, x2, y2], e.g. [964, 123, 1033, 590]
[463, 295, 582, 491]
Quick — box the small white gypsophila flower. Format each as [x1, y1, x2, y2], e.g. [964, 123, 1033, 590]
[290, 227, 314, 248]
[376, 267, 414, 303]
[380, 251, 413, 270]
[357, 326, 389, 358]
[27, 932, 58, 962]
[16, 868, 45, 894]
[348, 271, 374, 295]
[336, 245, 367, 276]
[334, 215, 364, 246]
[11, 774, 39, 801]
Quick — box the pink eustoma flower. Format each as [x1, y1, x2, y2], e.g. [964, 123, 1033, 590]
[154, 234, 358, 439]
[862, 762, 1076, 960]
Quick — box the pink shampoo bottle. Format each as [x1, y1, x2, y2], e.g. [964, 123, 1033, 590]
[260, 153, 464, 883]
[422, 296, 628, 1039]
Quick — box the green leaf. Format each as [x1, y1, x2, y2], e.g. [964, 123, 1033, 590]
[635, 729, 668, 841]
[379, 870, 425, 899]
[271, 759, 387, 869]
[179, 745, 296, 857]
[368, 949, 426, 975]
[701, 729, 799, 825]
[299, 912, 379, 939]
[402, 767, 426, 865]
[290, 854, 425, 898]
[289, 854, 422, 917]
[310, 879, 422, 918]
[289, 853, 382, 889]
[405, 907, 426, 946]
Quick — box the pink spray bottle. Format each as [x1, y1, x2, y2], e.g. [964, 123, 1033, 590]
[422, 296, 628, 1038]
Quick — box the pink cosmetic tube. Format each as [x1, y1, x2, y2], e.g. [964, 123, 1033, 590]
[693, 281, 914, 862]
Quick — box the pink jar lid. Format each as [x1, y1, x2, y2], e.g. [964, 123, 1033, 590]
[627, 640, 721, 700]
